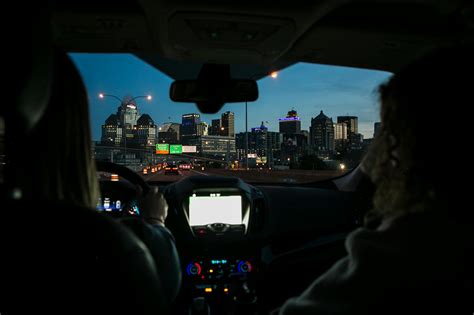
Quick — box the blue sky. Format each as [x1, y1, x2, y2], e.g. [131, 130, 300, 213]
[70, 53, 392, 141]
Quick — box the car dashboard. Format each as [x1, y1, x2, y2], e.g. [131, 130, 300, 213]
[163, 176, 265, 314]
[97, 174, 362, 314]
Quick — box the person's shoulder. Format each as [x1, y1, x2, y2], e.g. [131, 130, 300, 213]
[347, 210, 474, 261]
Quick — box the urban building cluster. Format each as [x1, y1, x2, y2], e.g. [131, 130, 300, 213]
[94, 96, 377, 169]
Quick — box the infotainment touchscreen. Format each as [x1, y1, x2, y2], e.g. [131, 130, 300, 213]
[189, 195, 242, 226]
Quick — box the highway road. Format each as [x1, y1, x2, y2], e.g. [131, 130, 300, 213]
[141, 168, 345, 184]
[142, 169, 208, 182]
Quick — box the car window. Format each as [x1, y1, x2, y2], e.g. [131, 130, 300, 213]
[71, 53, 392, 184]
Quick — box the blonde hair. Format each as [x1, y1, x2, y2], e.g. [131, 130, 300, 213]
[30, 51, 99, 209]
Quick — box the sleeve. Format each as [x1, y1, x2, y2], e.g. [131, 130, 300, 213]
[271, 227, 402, 315]
[120, 217, 182, 304]
[142, 223, 182, 304]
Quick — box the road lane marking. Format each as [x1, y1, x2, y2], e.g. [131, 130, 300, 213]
[191, 170, 209, 176]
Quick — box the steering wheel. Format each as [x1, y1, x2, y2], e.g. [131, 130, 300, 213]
[96, 161, 153, 218]
[96, 161, 151, 196]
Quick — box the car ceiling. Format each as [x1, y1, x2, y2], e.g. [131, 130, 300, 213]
[51, 0, 473, 79]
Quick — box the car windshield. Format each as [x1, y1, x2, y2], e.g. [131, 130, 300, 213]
[71, 53, 392, 184]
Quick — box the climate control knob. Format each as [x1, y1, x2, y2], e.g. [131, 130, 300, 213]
[186, 262, 202, 276]
[237, 261, 252, 273]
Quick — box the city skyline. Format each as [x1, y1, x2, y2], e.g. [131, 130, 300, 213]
[96, 91, 373, 168]
[98, 101, 376, 143]
[70, 53, 392, 140]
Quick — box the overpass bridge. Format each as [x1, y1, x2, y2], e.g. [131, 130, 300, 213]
[94, 145, 234, 165]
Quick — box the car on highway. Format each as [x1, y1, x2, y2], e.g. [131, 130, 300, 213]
[164, 164, 180, 175]
[178, 162, 192, 171]
[4, 1, 473, 315]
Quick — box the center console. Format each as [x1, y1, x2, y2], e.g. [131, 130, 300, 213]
[164, 176, 266, 314]
[184, 257, 258, 311]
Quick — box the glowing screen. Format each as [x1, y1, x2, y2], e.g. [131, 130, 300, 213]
[189, 195, 242, 226]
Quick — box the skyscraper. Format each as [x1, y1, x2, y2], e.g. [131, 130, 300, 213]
[112, 96, 141, 147]
[236, 122, 282, 167]
[117, 96, 140, 128]
[98, 96, 154, 164]
[135, 114, 157, 148]
[221, 111, 235, 137]
[181, 113, 201, 137]
[337, 116, 358, 135]
[334, 122, 348, 140]
[100, 97, 145, 147]
[101, 114, 122, 146]
[279, 109, 301, 134]
[310, 110, 335, 154]
[210, 119, 222, 136]
[349, 133, 364, 150]
[334, 122, 348, 152]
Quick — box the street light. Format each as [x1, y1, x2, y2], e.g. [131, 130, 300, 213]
[99, 93, 152, 104]
[98, 93, 153, 164]
[245, 71, 279, 170]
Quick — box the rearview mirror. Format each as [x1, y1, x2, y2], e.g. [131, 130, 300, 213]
[170, 79, 258, 104]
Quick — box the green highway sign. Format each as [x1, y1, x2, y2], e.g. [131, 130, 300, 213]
[170, 144, 183, 154]
[156, 143, 169, 154]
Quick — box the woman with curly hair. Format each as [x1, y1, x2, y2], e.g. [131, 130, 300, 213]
[273, 44, 474, 315]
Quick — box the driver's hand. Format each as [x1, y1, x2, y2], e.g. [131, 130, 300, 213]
[140, 186, 168, 226]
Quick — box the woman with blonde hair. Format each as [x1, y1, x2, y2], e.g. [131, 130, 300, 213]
[1, 47, 180, 313]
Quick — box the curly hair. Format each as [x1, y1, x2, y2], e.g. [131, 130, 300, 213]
[363, 43, 474, 220]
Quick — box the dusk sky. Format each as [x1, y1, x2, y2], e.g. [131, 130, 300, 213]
[70, 53, 392, 141]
